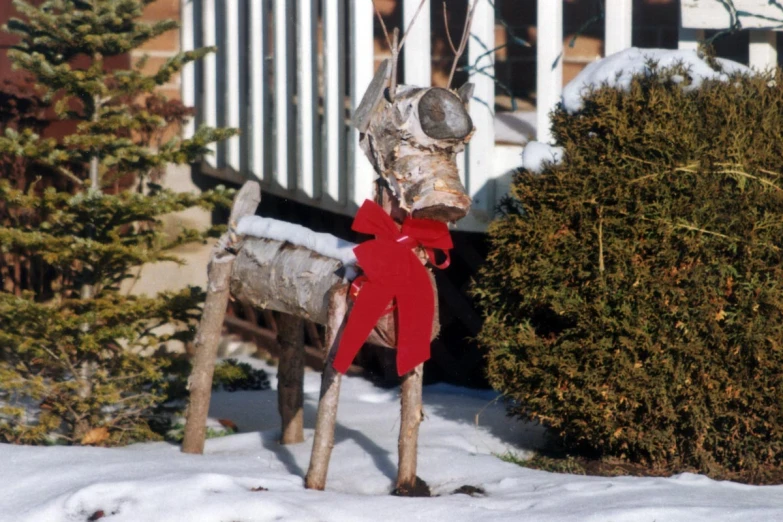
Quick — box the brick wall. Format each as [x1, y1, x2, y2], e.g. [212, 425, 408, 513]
[1, 1, 182, 79]
[137, 0, 182, 101]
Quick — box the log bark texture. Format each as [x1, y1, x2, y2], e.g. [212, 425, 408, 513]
[277, 313, 305, 444]
[359, 86, 473, 222]
[182, 181, 261, 455]
[230, 238, 345, 325]
[305, 284, 350, 490]
[396, 363, 425, 492]
[230, 237, 438, 347]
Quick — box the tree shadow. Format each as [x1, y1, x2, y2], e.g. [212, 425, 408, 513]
[207, 378, 397, 482]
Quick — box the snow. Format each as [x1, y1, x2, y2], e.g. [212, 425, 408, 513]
[3, 358, 783, 521]
[562, 48, 751, 113]
[236, 216, 358, 266]
[522, 142, 564, 173]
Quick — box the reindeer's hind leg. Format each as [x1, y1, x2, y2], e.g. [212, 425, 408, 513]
[305, 284, 350, 490]
[277, 313, 305, 444]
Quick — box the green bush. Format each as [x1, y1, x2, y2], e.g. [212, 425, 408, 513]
[212, 359, 270, 392]
[0, 0, 235, 446]
[474, 64, 783, 480]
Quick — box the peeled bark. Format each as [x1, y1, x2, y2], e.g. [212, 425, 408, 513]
[230, 238, 345, 325]
[277, 313, 305, 444]
[396, 363, 425, 493]
[359, 86, 473, 222]
[181, 181, 261, 455]
[305, 284, 350, 490]
[230, 237, 437, 347]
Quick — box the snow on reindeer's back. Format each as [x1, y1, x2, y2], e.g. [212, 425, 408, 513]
[562, 48, 751, 114]
[236, 216, 358, 266]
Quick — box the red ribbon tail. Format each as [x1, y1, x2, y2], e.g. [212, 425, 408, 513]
[394, 270, 435, 376]
[333, 282, 394, 374]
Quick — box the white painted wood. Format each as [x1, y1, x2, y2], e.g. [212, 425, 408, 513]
[297, 0, 319, 197]
[202, 0, 218, 166]
[682, 0, 783, 29]
[225, 0, 241, 172]
[180, 0, 195, 140]
[249, 0, 266, 183]
[605, 0, 633, 56]
[678, 27, 705, 51]
[536, 0, 562, 144]
[350, 0, 375, 208]
[467, 0, 495, 216]
[402, 0, 431, 86]
[749, 30, 779, 72]
[323, 0, 346, 203]
[274, 0, 293, 190]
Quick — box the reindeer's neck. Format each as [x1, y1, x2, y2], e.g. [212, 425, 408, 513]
[374, 180, 408, 225]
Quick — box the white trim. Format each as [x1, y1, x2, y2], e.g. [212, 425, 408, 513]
[201, 0, 217, 166]
[249, 0, 266, 183]
[225, 0, 241, 172]
[605, 0, 633, 56]
[536, 0, 562, 144]
[350, 0, 376, 208]
[297, 0, 319, 197]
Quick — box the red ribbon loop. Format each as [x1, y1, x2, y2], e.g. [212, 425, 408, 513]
[333, 200, 453, 376]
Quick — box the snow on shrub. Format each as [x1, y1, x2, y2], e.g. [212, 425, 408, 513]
[474, 49, 783, 481]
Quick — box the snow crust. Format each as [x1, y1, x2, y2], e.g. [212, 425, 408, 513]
[562, 48, 751, 113]
[236, 216, 357, 266]
[522, 142, 564, 173]
[3, 359, 783, 521]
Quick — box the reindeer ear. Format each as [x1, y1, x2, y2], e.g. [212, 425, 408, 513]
[457, 83, 475, 106]
[353, 59, 392, 133]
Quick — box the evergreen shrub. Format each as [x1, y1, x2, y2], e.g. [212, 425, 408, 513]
[0, 0, 236, 446]
[474, 62, 783, 480]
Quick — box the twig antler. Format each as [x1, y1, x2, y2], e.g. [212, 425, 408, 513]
[443, 0, 480, 89]
[372, 0, 428, 100]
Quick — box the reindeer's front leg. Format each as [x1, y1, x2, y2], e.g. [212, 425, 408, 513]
[396, 362, 426, 495]
[305, 284, 351, 490]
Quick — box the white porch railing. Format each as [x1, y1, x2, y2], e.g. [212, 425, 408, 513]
[182, 0, 782, 233]
[181, 0, 510, 232]
[536, 0, 781, 144]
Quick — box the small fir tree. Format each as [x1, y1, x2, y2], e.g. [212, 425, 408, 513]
[0, 0, 237, 445]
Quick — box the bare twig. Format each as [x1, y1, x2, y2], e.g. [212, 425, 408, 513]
[442, 2, 458, 55]
[446, 0, 481, 89]
[371, 0, 393, 52]
[390, 28, 400, 99]
[398, 0, 428, 50]
[375, 0, 427, 101]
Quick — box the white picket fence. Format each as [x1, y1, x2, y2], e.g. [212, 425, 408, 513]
[181, 0, 781, 233]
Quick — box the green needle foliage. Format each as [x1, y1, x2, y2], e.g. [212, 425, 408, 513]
[475, 61, 783, 481]
[0, 0, 237, 445]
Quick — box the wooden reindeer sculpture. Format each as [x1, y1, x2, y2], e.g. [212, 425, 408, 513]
[182, 1, 478, 496]
[304, 58, 474, 495]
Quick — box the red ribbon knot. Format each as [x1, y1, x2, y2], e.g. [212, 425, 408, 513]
[333, 200, 453, 376]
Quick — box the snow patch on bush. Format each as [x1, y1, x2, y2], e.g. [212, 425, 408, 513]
[522, 142, 564, 173]
[562, 48, 750, 113]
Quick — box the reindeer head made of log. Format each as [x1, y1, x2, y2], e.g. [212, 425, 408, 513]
[353, 59, 474, 223]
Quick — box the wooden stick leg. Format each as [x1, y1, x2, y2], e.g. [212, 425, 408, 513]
[181, 181, 261, 454]
[305, 285, 349, 490]
[396, 363, 425, 493]
[277, 313, 305, 444]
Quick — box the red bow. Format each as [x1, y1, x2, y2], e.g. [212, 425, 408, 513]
[333, 200, 453, 376]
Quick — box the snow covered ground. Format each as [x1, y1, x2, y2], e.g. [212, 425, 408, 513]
[3, 357, 783, 521]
